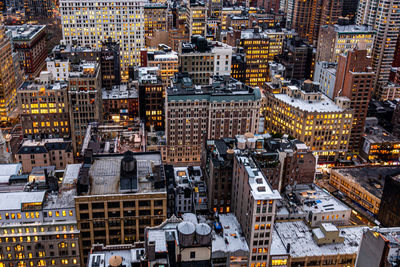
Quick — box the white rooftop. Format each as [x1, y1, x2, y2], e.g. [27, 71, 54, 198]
[63, 164, 82, 186]
[0, 163, 22, 184]
[237, 155, 281, 200]
[271, 221, 366, 258]
[274, 92, 344, 113]
[212, 213, 249, 254]
[21, 138, 67, 147]
[0, 191, 45, 211]
[88, 247, 144, 267]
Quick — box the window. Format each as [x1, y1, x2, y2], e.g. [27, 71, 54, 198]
[190, 251, 196, 259]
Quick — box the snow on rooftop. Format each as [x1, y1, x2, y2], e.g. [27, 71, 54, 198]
[0, 164, 22, 184]
[148, 230, 168, 252]
[271, 221, 366, 258]
[63, 164, 82, 186]
[0, 191, 45, 211]
[212, 214, 249, 254]
[273, 93, 344, 113]
[237, 155, 281, 200]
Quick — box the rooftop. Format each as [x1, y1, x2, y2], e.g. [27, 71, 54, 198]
[236, 154, 281, 200]
[0, 191, 45, 211]
[88, 244, 145, 267]
[332, 166, 400, 198]
[102, 84, 138, 99]
[240, 28, 291, 40]
[0, 163, 23, 185]
[87, 152, 165, 195]
[212, 213, 249, 255]
[271, 221, 366, 258]
[18, 80, 68, 92]
[332, 24, 374, 34]
[6, 24, 46, 41]
[17, 138, 72, 154]
[167, 75, 261, 102]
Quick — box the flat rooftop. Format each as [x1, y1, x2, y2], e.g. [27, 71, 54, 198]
[271, 221, 366, 258]
[212, 213, 249, 255]
[0, 191, 45, 211]
[102, 84, 138, 100]
[6, 25, 46, 41]
[88, 245, 144, 267]
[88, 153, 165, 195]
[236, 155, 281, 200]
[0, 163, 22, 184]
[273, 92, 344, 113]
[18, 80, 68, 91]
[332, 166, 400, 198]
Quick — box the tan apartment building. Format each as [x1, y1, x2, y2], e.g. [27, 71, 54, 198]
[18, 72, 70, 138]
[75, 151, 167, 265]
[68, 62, 103, 154]
[166, 74, 261, 164]
[264, 78, 354, 162]
[185, 0, 207, 36]
[16, 138, 74, 173]
[231, 153, 281, 267]
[144, 3, 168, 38]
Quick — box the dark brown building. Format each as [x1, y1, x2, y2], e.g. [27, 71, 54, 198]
[334, 48, 374, 151]
[7, 25, 47, 78]
[102, 84, 139, 123]
[377, 174, 400, 227]
[138, 67, 164, 131]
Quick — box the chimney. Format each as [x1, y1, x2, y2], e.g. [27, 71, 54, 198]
[44, 168, 49, 185]
[147, 241, 156, 261]
[286, 243, 291, 253]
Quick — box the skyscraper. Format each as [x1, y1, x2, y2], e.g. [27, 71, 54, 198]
[60, 0, 145, 76]
[0, 23, 18, 122]
[357, 0, 400, 87]
[334, 48, 375, 151]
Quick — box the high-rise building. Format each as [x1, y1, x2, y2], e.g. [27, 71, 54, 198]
[17, 72, 70, 138]
[264, 79, 354, 162]
[102, 84, 139, 123]
[23, 0, 58, 20]
[316, 24, 374, 63]
[144, 3, 168, 38]
[276, 36, 314, 81]
[287, 0, 343, 45]
[342, 0, 359, 22]
[334, 48, 374, 151]
[166, 74, 262, 164]
[231, 152, 281, 266]
[313, 61, 337, 99]
[6, 25, 47, 79]
[179, 37, 233, 85]
[138, 67, 164, 131]
[377, 174, 400, 227]
[208, 0, 222, 18]
[74, 151, 167, 265]
[356, 0, 400, 87]
[68, 62, 102, 154]
[235, 28, 286, 88]
[0, 23, 18, 122]
[60, 0, 145, 75]
[185, 0, 207, 36]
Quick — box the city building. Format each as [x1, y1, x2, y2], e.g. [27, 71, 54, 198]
[16, 138, 74, 173]
[376, 82, 400, 101]
[168, 20, 190, 52]
[264, 79, 354, 162]
[166, 74, 262, 164]
[334, 48, 375, 151]
[23, 0, 58, 20]
[220, 7, 243, 30]
[18, 72, 70, 138]
[286, 0, 344, 45]
[68, 61, 102, 154]
[140, 45, 179, 87]
[356, 0, 400, 87]
[173, 166, 207, 215]
[270, 221, 366, 267]
[360, 126, 400, 164]
[276, 184, 352, 227]
[231, 51, 246, 84]
[275, 36, 314, 81]
[317, 24, 374, 63]
[144, 3, 168, 39]
[179, 37, 233, 85]
[6, 24, 47, 78]
[268, 62, 285, 82]
[212, 213, 249, 266]
[231, 153, 281, 266]
[60, 0, 145, 74]
[377, 174, 400, 227]
[74, 151, 167, 265]
[185, 0, 207, 36]
[313, 61, 337, 99]
[48, 40, 121, 89]
[0, 24, 19, 122]
[0, 165, 81, 267]
[329, 166, 400, 214]
[356, 227, 400, 267]
[235, 28, 286, 88]
[145, 215, 212, 266]
[138, 67, 164, 131]
[87, 243, 145, 267]
[102, 84, 139, 123]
